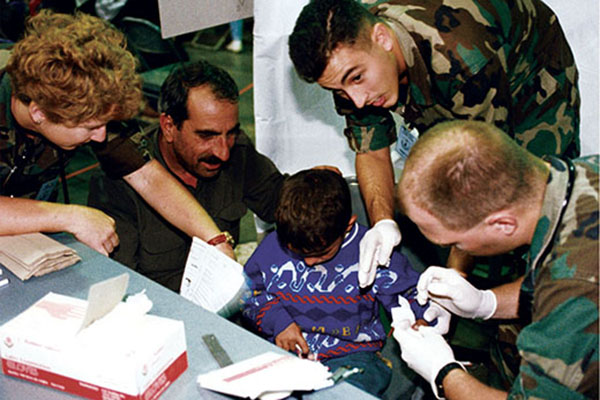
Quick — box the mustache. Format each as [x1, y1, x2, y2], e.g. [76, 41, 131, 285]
[198, 156, 224, 165]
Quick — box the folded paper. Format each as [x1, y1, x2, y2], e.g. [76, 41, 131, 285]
[0, 233, 81, 280]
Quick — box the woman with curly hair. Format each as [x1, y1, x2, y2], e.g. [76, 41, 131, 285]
[0, 10, 231, 258]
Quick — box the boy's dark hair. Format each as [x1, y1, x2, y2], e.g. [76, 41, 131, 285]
[275, 169, 352, 254]
[288, 0, 377, 83]
[158, 60, 239, 129]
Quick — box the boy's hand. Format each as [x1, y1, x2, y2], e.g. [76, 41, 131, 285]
[275, 322, 310, 357]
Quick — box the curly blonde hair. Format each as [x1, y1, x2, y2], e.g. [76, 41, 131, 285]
[6, 10, 143, 125]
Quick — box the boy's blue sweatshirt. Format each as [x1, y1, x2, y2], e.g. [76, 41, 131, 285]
[243, 223, 426, 360]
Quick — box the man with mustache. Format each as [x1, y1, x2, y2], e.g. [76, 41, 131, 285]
[88, 60, 285, 291]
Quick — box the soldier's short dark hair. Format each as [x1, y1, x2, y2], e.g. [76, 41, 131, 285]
[289, 0, 377, 83]
[398, 120, 546, 231]
[275, 169, 352, 254]
[158, 60, 239, 129]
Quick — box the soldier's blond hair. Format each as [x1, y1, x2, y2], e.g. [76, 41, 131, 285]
[6, 10, 142, 125]
[398, 120, 547, 231]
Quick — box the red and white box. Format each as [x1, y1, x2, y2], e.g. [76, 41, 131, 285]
[0, 292, 187, 400]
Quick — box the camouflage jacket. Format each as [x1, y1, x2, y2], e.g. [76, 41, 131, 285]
[0, 69, 146, 200]
[338, 0, 580, 158]
[0, 73, 65, 200]
[514, 156, 598, 399]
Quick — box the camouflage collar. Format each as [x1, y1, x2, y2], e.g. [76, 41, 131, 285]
[379, 15, 434, 108]
[519, 157, 574, 321]
[528, 157, 573, 272]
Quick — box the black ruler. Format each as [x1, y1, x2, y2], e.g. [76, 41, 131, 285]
[202, 334, 233, 368]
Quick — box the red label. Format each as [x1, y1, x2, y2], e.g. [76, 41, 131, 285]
[2, 352, 188, 400]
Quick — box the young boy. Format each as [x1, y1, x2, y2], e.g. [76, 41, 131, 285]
[243, 169, 427, 397]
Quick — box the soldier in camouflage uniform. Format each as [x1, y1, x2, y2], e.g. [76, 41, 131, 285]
[288, 0, 580, 285]
[0, 10, 142, 255]
[393, 120, 597, 399]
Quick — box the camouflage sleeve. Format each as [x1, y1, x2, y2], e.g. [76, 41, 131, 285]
[333, 93, 397, 153]
[509, 280, 598, 399]
[371, 0, 579, 159]
[91, 121, 153, 179]
[0, 72, 12, 127]
[511, 156, 599, 399]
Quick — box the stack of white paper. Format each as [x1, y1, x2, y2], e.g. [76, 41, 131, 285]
[197, 352, 333, 400]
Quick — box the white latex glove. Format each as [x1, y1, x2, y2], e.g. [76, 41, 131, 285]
[390, 295, 416, 327]
[392, 295, 450, 335]
[392, 321, 462, 399]
[358, 219, 401, 288]
[423, 301, 451, 335]
[417, 266, 497, 320]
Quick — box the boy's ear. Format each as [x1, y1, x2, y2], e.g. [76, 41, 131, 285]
[371, 22, 394, 52]
[345, 215, 358, 233]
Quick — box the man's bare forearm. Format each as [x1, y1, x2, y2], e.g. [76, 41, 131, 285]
[123, 160, 234, 258]
[444, 368, 507, 400]
[355, 148, 395, 225]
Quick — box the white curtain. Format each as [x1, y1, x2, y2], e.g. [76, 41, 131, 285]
[253, 0, 355, 175]
[543, 0, 599, 156]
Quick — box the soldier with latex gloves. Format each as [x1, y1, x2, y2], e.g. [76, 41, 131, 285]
[392, 120, 598, 399]
[392, 266, 504, 399]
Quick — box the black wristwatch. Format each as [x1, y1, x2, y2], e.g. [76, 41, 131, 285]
[435, 362, 463, 399]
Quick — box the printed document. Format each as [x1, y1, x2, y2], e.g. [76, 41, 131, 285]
[180, 237, 246, 314]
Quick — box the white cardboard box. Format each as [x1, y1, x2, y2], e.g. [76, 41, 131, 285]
[0, 292, 187, 400]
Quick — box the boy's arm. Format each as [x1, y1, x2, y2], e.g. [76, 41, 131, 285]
[376, 251, 453, 333]
[375, 251, 424, 316]
[243, 252, 295, 339]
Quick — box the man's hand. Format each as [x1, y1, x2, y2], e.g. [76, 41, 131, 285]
[392, 294, 451, 335]
[423, 301, 451, 335]
[391, 295, 416, 326]
[392, 319, 460, 399]
[417, 266, 497, 320]
[69, 205, 119, 256]
[358, 219, 401, 287]
[275, 322, 311, 357]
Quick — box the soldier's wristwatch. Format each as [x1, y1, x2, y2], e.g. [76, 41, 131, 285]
[435, 362, 463, 399]
[207, 231, 235, 247]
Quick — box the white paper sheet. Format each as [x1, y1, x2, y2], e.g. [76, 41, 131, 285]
[197, 351, 333, 399]
[179, 237, 246, 313]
